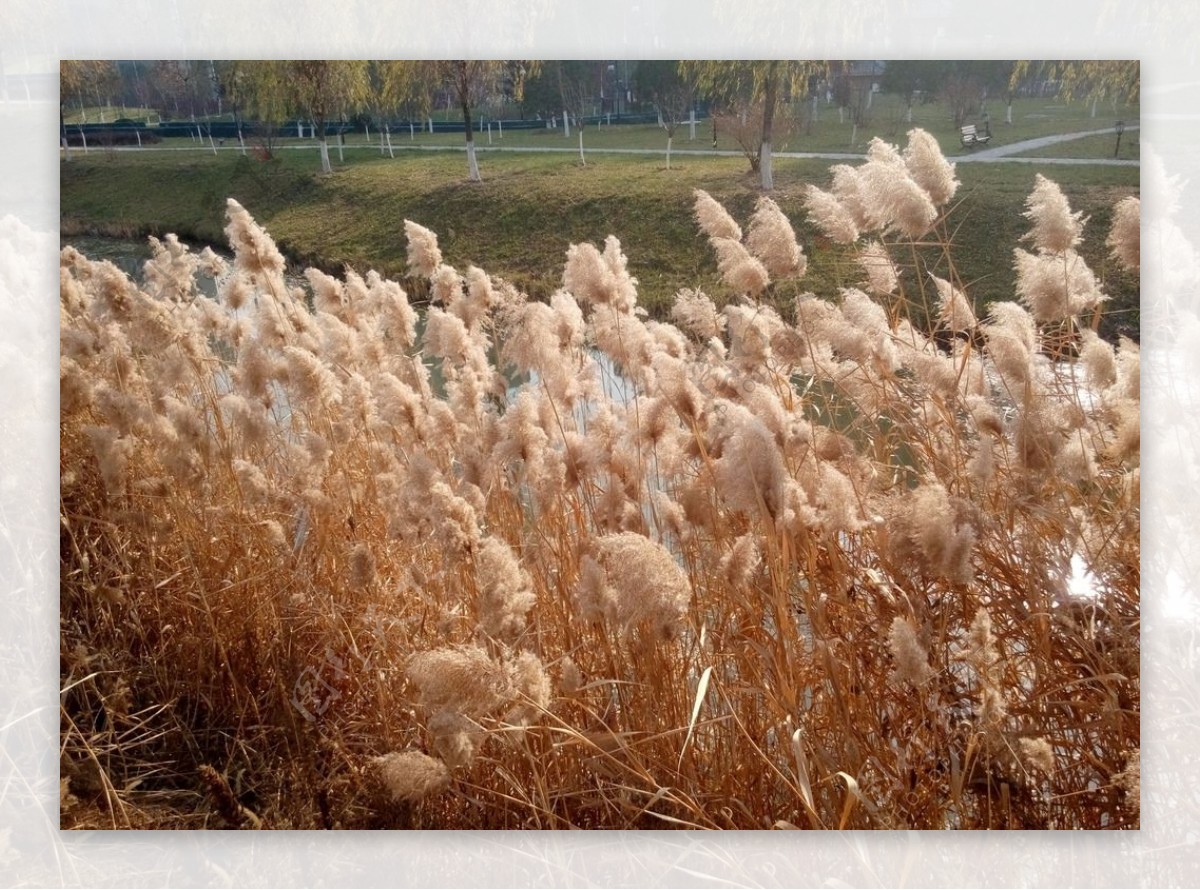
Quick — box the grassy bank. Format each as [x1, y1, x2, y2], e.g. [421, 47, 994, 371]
[60, 144, 1140, 338]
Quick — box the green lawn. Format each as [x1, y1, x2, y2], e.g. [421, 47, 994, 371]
[69, 94, 1140, 160]
[1010, 130, 1141, 161]
[60, 136, 1140, 340]
[62, 105, 161, 125]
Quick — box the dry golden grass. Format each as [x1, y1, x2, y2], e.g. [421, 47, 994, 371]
[60, 130, 1139, 830]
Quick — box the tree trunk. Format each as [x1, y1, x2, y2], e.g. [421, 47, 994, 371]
[759, 68, 778, 191]
[563, 110, 570, 138]
[666, 134, 672, 170]
[462, 99, 480, 181]
[1006, 101, 1013, 125]
[317, 119, 332, 173]
[386, 126, 394, 158]
[578, 129, 586, 165]
[61, 108, 71, 160]
[337, 130, 344, 163]
[410, 121, 415, 140]
[689, 109, 696, 141]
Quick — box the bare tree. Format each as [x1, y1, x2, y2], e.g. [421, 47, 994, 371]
[555, 61, 595, 165]
[635, 61, 699, 170]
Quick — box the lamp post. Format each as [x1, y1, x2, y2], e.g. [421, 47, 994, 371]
[1114, 119, 1125, 158]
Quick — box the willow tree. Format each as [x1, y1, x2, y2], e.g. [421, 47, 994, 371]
[368, 61, 433, 156]
[1011, 60, 1140, 111]
[288, 61, 369, 174]
[683, 60, 826, 190]
[224, 61, 291, 159]
[435, 60, 536, 182]
[60, 60, 118, 157]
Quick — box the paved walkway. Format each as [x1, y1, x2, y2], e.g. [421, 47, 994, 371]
[92, 125, 1140, 167]
[954, 124, 1140, 164]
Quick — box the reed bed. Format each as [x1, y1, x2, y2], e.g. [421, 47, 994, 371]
[60, 129, 1139, 829]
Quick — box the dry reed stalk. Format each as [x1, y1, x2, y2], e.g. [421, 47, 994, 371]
[59, 129, 1139, 830]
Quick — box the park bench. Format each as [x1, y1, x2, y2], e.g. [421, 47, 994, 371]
[960, 124, 991, 148]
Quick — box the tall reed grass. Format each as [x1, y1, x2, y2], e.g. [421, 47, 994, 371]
[60, 129, 1139, 829]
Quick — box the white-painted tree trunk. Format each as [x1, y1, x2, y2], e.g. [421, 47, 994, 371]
[1006, 103, 1013, 125]
[428, 117, 433, 134]
[839, 107, 844, 124]
[319, 138, 332, 174]
[760, 140, 773, 190]
[337, 135, 344, 163]
[81, 129, 88, 153]
[238, 128, 246, 156]
[666, 134, 673, 170]
[850, 122, 857, 148]
[135, 130, 142, 147]
[906, 103, 913, 123]
[364, 123, 370, 143]
[466, 140, 480, 181]
[209, 131, 217, 155]
[867, 89, 873, 109]
[409, 121, 415, 140]
[1091, 97, 1098, 117]
[498, 119, 503, 138]
[385, 127, 394, 158]
[657, 110, 664, 128]
[689, 109, 696, 140]
[578, 129, 585, 165]
[297, 121, 303, 138]
[563, 111, 570, 138]
[488, 123, 492, 145]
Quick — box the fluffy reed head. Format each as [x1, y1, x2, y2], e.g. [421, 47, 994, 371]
[1107, 195, 1140, 270]
[692, 189, 742, 241]
[1022, 174, 1087, 253]
[373, 751, 451, 803]
[404, 219, 443, 278]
